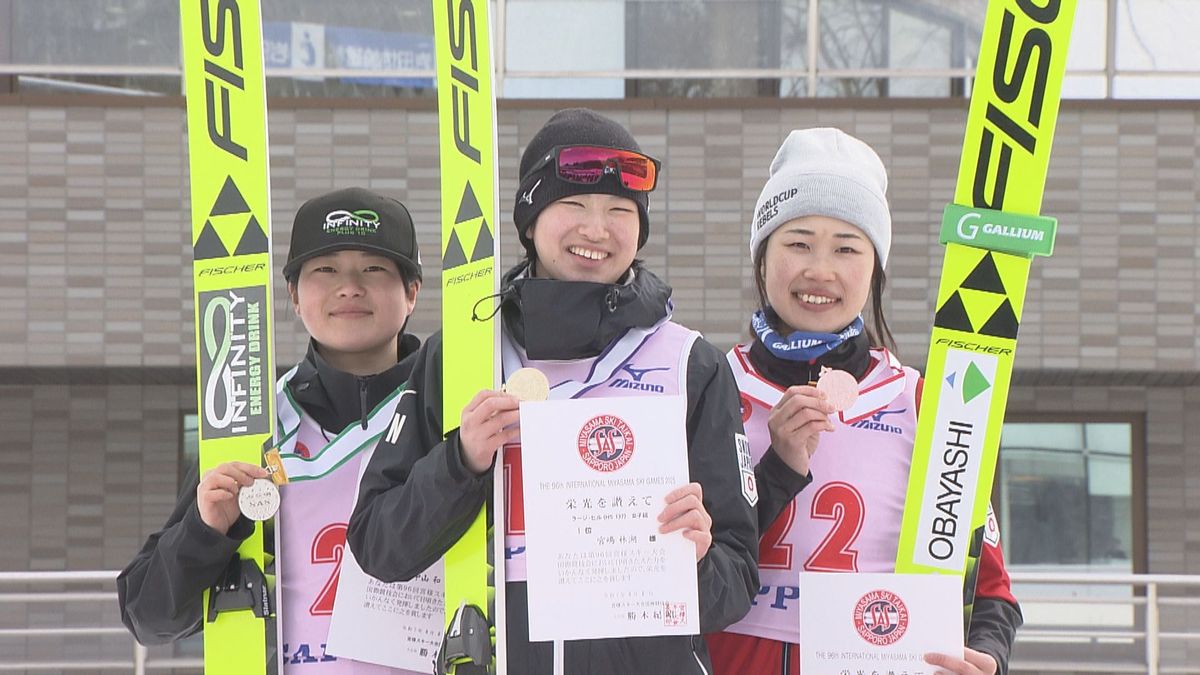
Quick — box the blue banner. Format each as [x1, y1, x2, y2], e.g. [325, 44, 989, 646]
[261, 22, 434, 89]
[328, 26, 434, 88]
[262, 22, 291, 69]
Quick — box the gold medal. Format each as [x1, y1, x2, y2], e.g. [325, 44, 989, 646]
[503, 367, 550, 402]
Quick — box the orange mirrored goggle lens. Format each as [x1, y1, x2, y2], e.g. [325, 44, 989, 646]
[540, 145, 661, 192]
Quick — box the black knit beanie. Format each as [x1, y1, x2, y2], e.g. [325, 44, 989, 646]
[512, 108, 652, 255]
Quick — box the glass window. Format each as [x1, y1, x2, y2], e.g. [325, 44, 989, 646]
[182, 413, 199, 490]
[1109, 0, 1200, 98]
[12, 0, 439, 97]
[1116, 0, 1200, 72]
[624, 0, 783, 98]
[777, 0, 809, 97]
[998, 420, 1135, 571]
[811, 0, 982, 97]
[504, 0, 626, 99]
[9, 0, 1200, 100]
[10, 0, 181, 95]
[814, 0, 885, 96]
[12, 0, 179, 67]
[1066, 0, 1109, 72]
[997, 419, 1140, 637]
[887, 8, 953, 97]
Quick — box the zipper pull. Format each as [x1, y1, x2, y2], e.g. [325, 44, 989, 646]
[359, 379, 369, 430]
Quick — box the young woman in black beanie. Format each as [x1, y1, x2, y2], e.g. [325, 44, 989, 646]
[348, 108, 758, 674]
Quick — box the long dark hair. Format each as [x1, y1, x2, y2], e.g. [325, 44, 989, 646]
[752, 240, 897, 353]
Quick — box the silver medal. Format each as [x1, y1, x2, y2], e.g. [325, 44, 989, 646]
[238, 478, 281, 521]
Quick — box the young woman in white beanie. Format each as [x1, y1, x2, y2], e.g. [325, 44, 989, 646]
[706, 128, 1022, 675]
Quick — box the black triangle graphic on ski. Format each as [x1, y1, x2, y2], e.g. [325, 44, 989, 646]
[960, 252, 1006, 295]
[978, 298, 1020, 340]
[455, 182, 483, 224]
[470, 219, 494, 263]
[934, 291, 974, 332]
[210, 176, 251, 217]
[443, 228, 469, 270]
[233, 215, 270, 256]
[194, 220, 230, 260]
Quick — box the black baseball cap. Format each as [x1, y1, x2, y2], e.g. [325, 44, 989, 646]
[283, 187, 422, 282]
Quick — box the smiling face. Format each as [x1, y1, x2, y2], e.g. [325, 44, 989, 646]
[289, 249, 420, 375]
[760, 215, 876, 334]
[528, 193, 640, 284]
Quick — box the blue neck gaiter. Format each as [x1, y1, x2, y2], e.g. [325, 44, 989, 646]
[751, 310, 864, 362]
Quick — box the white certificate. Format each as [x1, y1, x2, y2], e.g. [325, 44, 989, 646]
[325, 446, 443, 672]
[324, 548, 443, 672]
[519, 395, 699, 641]
[799, 572, 963, 674]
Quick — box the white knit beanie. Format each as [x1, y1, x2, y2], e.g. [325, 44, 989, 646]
[749, 128, 891, 267]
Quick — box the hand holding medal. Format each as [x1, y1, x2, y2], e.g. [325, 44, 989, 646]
[766, 368, 857, 478]
[196, 460, 269, 535]
[237, 449, 289, 522]
[460, 369, 550, 475]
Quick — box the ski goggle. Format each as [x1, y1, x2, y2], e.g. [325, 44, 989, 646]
[529, 145, 661, 192]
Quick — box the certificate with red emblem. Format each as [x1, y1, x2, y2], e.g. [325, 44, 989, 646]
[518, 395, 698, 641]
[799, 572, 963, 673]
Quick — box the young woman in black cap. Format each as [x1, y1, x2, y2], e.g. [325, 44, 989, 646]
[119, 187, 427, 673]
[348, 108, 759, 674]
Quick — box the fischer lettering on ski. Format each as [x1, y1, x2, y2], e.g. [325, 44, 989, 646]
[896, 0, 1074, 579]
[970, 1, 1062, 210]
[181, 0, 276, 672]
[199, 0, 250, 160]
[432, 0, 504, 672]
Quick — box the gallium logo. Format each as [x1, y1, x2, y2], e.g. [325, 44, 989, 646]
[957, 211, 1046, 243]
[323, 209, 381, 235]
[957, 212, 981, 240]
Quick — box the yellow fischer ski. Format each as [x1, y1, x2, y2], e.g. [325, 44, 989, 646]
[180, 0, 276, 672]
[895, 0, 1076, 601]
[431, 0, 504, 673]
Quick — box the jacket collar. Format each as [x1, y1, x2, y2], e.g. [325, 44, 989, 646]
[287, 332, 420, 432]
[499, 260, 672, 361]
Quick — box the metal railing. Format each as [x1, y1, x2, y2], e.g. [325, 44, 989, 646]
[2, 570, 1198, 672]
[1009, 572, 1200, 674]
[0, 571, 198, 673]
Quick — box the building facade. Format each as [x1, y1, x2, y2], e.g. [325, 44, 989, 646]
[0, 95, 1197, 669]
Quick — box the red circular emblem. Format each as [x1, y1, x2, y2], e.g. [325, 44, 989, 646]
[577, 415, 635, 472]
[738, 392, 754, 423]
[853, 589, 909, 646]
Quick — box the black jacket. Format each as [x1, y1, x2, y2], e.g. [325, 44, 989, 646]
[117, 335, 420, 646]
[747, 332, 1024, 675]
[347, 264, 759, 674]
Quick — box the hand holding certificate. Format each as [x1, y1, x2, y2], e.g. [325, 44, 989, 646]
[799, 571, 964, 674]
[518, 395, 700, 642]
[657, 482, 712, 562]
